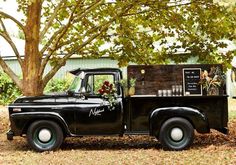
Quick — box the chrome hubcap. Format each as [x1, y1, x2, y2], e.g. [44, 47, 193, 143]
[38, 129, 52, 142]
[170, 127, 183, 141]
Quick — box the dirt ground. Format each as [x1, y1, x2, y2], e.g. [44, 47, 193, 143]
[1, 99, 236, 164]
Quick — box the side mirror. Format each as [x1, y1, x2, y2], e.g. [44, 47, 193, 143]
[67, 90, 75, 96]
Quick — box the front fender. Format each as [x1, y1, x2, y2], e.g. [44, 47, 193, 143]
[10, 112, 72, 136]
[149, 107, 209, 136]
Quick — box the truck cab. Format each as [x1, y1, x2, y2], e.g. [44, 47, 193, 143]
[67, 68, 124, 135]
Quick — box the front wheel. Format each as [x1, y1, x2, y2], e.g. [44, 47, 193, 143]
[27, 120, 64, 152]
[159, 117, 194, 150]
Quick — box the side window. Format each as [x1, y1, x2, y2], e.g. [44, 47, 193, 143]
[86, 74, 115, 95]
[86, 75, 94, 93]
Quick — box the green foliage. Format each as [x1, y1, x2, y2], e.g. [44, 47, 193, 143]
[17, 30, 25, 40]
[229, 111, 236, 120]
[129, 78, 136, 87]
[14, 0, 235, 68]
[1, 0, 236, 97]
[110, 1, 236, 67]
[0, 71, 21, 105]
[44, 78, 72, 93]
[119, 79, 128, 88]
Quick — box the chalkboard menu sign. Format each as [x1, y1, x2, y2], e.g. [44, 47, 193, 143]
[183, 68, 202, 96]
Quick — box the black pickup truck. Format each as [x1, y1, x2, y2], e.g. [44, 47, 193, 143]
[7, 65, 228, 151]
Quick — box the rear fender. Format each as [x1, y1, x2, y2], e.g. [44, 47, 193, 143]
[149, 107, 209, 136]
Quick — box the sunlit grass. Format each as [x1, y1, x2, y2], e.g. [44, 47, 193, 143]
[229, 111, 236, 120]
[228, 98, 236, 120]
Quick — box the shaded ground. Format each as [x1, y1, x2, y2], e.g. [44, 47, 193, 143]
[1, 100, 236, 164]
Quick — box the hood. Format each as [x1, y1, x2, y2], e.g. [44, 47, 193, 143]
[13, 92, 68, 104]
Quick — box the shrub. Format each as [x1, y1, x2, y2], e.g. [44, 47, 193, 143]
[0, 71, 22, 105]
[0, 71, 72, 104]
[44, 78, 72, 93]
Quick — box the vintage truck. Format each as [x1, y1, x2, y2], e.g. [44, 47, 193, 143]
[7, 64, 228, 152]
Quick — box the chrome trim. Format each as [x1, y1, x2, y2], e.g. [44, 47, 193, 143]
[8, 104, 100, 109]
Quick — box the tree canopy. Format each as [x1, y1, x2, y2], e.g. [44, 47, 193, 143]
[0, 0, 235, 96]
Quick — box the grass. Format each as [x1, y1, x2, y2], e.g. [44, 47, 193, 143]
[1, 99, 236, 164]
[229, 111, 236, 119]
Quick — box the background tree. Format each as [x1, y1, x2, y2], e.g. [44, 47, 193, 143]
[0, 0, 235, 96]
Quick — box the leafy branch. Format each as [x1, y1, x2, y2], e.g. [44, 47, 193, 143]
[0, 11, 26, 34]
[42, 2, 136, 87]
[39, 0, 67, 41]
[0, 19, 23, 68]
[0, 56, 23, 90]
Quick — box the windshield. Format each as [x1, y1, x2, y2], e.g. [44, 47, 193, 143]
[68, 76, 82, 92]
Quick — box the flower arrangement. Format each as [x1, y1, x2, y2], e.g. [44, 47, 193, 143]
[98, 81, 117, 107]
[199, 66, 226, 95]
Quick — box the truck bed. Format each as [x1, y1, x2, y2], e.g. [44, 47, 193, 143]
[124, 95, 228, 134]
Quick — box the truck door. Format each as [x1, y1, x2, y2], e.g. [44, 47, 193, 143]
[75, 73, 123, 135]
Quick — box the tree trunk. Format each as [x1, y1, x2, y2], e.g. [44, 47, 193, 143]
[22, 0, 43, 96]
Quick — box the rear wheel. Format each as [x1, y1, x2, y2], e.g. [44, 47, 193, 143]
[27, 120, 64, 152]
[159, 117, 194, 150]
